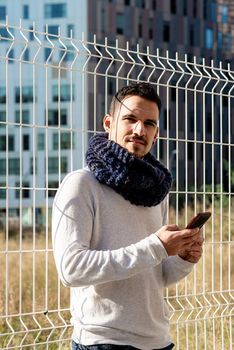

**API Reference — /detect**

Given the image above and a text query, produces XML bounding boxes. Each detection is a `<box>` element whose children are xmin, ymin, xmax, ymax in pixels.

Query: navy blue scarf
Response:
<box><xmin>86</xmin><ymin>133</ymin><xmax>172</xmax><ymax>207</ymax></box>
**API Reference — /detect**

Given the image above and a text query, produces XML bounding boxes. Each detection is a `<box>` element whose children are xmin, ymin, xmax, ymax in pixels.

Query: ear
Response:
<box><xmin>103</xmin><ymin>114</ymin><xmax>112</xmax><ymax>133</ymax></box>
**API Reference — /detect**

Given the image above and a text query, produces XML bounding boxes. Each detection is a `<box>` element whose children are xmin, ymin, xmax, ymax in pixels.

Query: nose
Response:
<box><xmin>133</xmin><ymin>120</ymin><xmax>145</xmax><ymax>136</ymax></box>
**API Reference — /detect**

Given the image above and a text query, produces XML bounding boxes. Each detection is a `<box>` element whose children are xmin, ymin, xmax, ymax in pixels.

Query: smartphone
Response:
<box><xmin>186</xmin><ymin>212</ymin><xmax>211</xmax><ymax>229</ymax></box>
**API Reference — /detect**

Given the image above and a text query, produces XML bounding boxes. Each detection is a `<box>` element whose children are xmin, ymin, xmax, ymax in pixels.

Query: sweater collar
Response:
<box><xmin>86</xmin><ymin>133</ymin><xmax>172</xmax><ymax>207</ymax></box>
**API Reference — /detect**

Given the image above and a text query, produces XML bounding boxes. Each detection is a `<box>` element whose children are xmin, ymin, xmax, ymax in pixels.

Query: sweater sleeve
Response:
<box><xmin>52</xmin><ymin>171</ymin><xmax>168</xmax><ymax>287</ymax></box>
<box><xmin>160</xmin><ymin>198</ymin><xmax>195</xmax><ymax>287</ymax></box>
<box><xmin>162</xmin><ymin>255</ymin><xmax>194</xmax><ymax>287</ymax></box>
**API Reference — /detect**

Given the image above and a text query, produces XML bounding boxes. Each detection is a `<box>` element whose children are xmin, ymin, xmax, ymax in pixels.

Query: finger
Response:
<box><xmin>192</xmin><ymin>240</ymin><xmax>204</xmax><ymax>248</ymax></box>
<box><xmin>190</xmin><ymin>247</ymin><xmax>203</xmax><ymax>256</ymax></box>
<box><xmin>186</xmin><ymin>252</ymin><xmax>202</xmax><ymax>261</ymax></box>
<box><xmin>189</xmin><ymin>248</ymin><xmax>202</xmax><ymax>255</ymax></box>
<box><xmin>189</xmin><ymin>253</ymin><xmax>202</xmax><ymax>260</ymax></box>
<box><xmin>193</xmin><ymin>242</ymin><xmax>203</xmax><ymax>250</ymax></box>
<box><xmin>165</xmin><ymin>224</ymin><xmax>180</xmax><ymax>231</ymax></box>
<box><xmin>181</xmin><ymin>241</ymin><xmax>197</xmax><ymax>250</ymax></box>
<box><xmin>181</xmin><ymin>234</ymin><xmax>201</xmax><ymax>246</ymax></box>
<box><xmin>182</xmin><ymin>241</ymin><xmax>203</xmax><ymax>253</ymax></box>
<box><xmin>180</xmin><ymin>228</ymin><xmax>200</xmax><ymax>239</ymax></box>
<box><xmin>194</xmin><ymin>236</ymin><xmax>204</xmax><ymax>245</ymax></box>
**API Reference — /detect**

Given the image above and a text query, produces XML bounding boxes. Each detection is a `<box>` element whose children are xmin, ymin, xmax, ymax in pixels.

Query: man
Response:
<box><xmin>52</xmin><ymin>82</ymin><xmax>203</xmax><ymax>350</ymax></box>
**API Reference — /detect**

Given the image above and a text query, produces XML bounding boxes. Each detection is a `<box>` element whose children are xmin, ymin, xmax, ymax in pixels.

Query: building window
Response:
<box><xmin>53</xmin><ymin>132</ymin><xmax>74</xmax><ymax>150</ymax></box>
<box><xmin>0</xmin><ymin>88</ymin><xmax>6</xmax><ymax>104</ymax></box>
<box><xmin>28</xmin><ymin>26</ymin><xmax>34</xmax><ymax>41</ymax></box>
<box><xmin>23</xmin><ymin>134</ymin><xmax>30</xmax><ymax>151</ymax></box>
<box><xmin>183</xmin><ymin>0</ymin><xmax>187</xmax><ymax>15</ymax></box>
<box><xmin>23</xmin><ymin>5</ymin><xmax>29</xmax><ymax>19</ymax></box>
<box><xmin>211</xmin><ymin>2</ymin><xmax>216</xmax><ymax>22</ymax></box>
<box><xmin>206</xmin><ymin>112</ymin><xmax>212</xmax><ymax>133</ymax></box>
<box><xmin>159</xmin><ymin>141</ymin><xmax>164</xmax><ymax>159</ymax></box>
<box><xmin>67</xmin><ymin>24</ymin><xmax>75</xmax><ymax>37</ymax></box>
<box><xmin>170</xmin><ymin>0</ymin><xmax>176</xmax><ymax>14</ymax></box>
<box><xmin>125</xmin><ymin>0</ymin><xmax>130</xmax><ymax>5</ymax></box>
<box><xmin>193</xmin><ymin>1</ymin><xmax>197</xmax><ymax>17</ymax></box>
<box><xmin>48</xmin><ymin>157</ymin><xmax>58</xmax><ymax>174</ymax></box>
<box><xmin>30</xmin><ymin>157</ymin><xmax>37</xmax><ymax>174</ymax></box>
<box><xmin>188</xmin><ymin>143</ymin><xmax>194</xmax><ymax>161</ymax></box>
<box><xmin>15</xmin><ymin>182</ymin><xmax>30</xmax><ymax>199</ymax></box>
<box><xmin>220</xmin><ymin>5</ymin><xmax>228</xmax><ymax>23</ymax></box>
<box><xmin>116</xmin><ymin>13</ymin><xmax>124</xmax><ymax>35</ymax></box>
<box><xmin>47</xmin><ymin>109</ymin><xmax>67</xmax><ymax>125</ymax></box>
<box><xmin>100</xmin><ymin>8</ymin><xmax>106</xmax><ymax>33</ymax></box>
<box><xmin>203</xmin><ymin>1</ymin><xmax>207</xmax><ymax>20</ymax></box>
<box><xmin>0</xmin><ymin>111</ymin><xmax>6</xmax><ymax>127</ymax></box>
<box><xmin>108</xmin><ymin>80</ymin><xmax>114</xmax><ymax>95</ymax></box>
<box><xmin>0</xmin><ymin>6</ymin><xmax>6</xmax><ymax>20</ymax></box>
<box><xmin>136</xmin><ymin>0</ymin><xmax>145</xmax><ymax>8</ymax></box>
<box><xmin>44</xmin><ymin>3</ymin><xmax>67</xmax><ymax>18</ymax></box>
<box><xmin>15</xmin><ymin>86</ymin><xmax>34</xmax><ymax>103</ymax></box>
<box><xmin>23</xmin><ymin>48</ymin><xmax>30</xmax><ymax>61</ymax></box>
<box><xmin>44</xmin><ymin>48</ymin><xmax>52</xmax><ymax>61</ymax></box>
<box><xmin>53</xmin><ymin>134</ymin><xmax>59</xmax><ymax>150</ymax></box>
<box><xmin>0</xmin><ymin>28</ymin><xmax>10</xmax><ymax>42</ymax></box>
<box><xmin>163</xmin><ymin>110</ymin><xmax>168</xmax><ymax>130</ymax></box>
<box><xmin>138</xmin><ymin>22</ymin><xmax>142</xmax><ymax>38</ymax></box>
<box><xmin>0</xmin><ymin>159</ymin><xmax>6</xmax><ymax>175</ymax></box>
<box><xmin>190</xmin><ymin>24</ymin><xmax>194</xmax><ymax>46</ymax></box>
<box><xmin>152</xmin><ymin>0</ymin><xmax>156</xmax><ymax>10</ymax></box>
<box><xmin>60</xmin><ymin>45</ymin><xmax>75</xmax><ymax>62</ymax></box>
<box><xmin>52</xmin><ymin>85</ymin><xmax>74</xmax><ymax>102</ymax></box>
<box><xmin>48</xmin><ymin>156</ymin><xmax>67</xmax><ymax>174</ymax></box>
<box><xmin>225</xmin><ymin>33</ymin><xmax>232</xmax><ymax>50</ymax></box>
<box><xmin>171</xmin><ymin>87</ymin><xmax>176</xmax><ymax>102</ymax></box>
<box><xmin>46</xmin><ymin>25</ymin><xmax>59</xmax><ymax>38</ymax></box>
<box><xmin>9</xmin><ymin>159</ymin><xmax>20</xmax><ymax>175</ymax></box>
<box><xmin>149</xmin><ymin>18</ymin><xmax>153</xmax><ymax>39</ymax></box>
<box><xmin>48</xmin><ymin>181</ymin><xmax>59</xmax><ymax>197</ymax></box>
<box><xmin>205</xmin><ymin>28</ymin><xmax>213</xmax><ymax>49</ymax></box>
<box><xmin>9</xmin><ymin>135</ymin><xmax>14</xmax><ymax>151</ymax></box>
<box><xmin>15</xmin><ymin>110</ymin><xmax>30</xmax><ymax>124</ymax></box>
<box><xmin>163</xmin><ymin>22</ymin><xmax>170</xmax><ymax>42</ymax></box>
<box><xmin>0</xmin><ymin>183</ymin><xmax>6</xmax><ymax>199</ymax></box>
<box><xmin>0</xmin><ymin>135</ymin><xmax>14</xmax><ymax>151</ymax></box>
<box><xmin>189</xmin><ymin>112</ymin><xmax>194</xmax><ymax>132</ymax></box>
<box><xmin>37</xmin><ymin>133</ymin><xmax>45</xmax><ymax>151</ymax></box>
<box><xmin>8</xmin><ymin>48</ymin><xmax>14</xmax><ymax>62</ymax></box>
<box><xmin>218</xmin><ymin>31</ymin><xmax>222</xmax><ymax>49</ymax></box>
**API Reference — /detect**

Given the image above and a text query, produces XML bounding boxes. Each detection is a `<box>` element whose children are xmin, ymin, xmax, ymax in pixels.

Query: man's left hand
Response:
<box><xmin>179</xmin><ymin>235</ymin><xmax>204</xmax><ymax>263</ymax></box>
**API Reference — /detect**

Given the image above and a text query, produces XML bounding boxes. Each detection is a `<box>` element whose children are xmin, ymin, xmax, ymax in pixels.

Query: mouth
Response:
<box><xmin>129</xmin><ymin>138</ymin><xmax>146</xmax><ymax>146</ymax></box>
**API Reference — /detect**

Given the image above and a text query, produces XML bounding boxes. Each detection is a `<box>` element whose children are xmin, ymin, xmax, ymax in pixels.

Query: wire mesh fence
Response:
<box><xmin>0</xmin><ymin>20</ymin><xmax>233</xmax><ymax>349</ymax></box>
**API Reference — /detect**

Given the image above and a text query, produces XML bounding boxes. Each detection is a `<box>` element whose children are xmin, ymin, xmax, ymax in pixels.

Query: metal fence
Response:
<box><xmin>0</xmin><ymin>21</ymin><xmax>233</xmax><ymax>349</ymax></box>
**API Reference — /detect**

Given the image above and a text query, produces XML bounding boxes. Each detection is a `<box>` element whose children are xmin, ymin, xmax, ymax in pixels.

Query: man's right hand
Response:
<box><xmin>156</xmin><ymin>224</ymin><xmax>201</xmax><ymax>256</ymax></box>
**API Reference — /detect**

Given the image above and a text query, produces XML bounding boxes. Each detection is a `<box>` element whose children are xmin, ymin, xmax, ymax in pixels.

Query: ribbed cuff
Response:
<box><xmin>147</xmin><ymin>233</ymin><xmax>168</xmax><ymax>261</ymax></box>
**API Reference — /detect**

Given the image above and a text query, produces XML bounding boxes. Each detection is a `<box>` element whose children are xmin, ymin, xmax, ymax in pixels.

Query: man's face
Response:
<box><xmin>103</xmin><ymin>95</ymin><xmax>159</xmax><ymax>158</ymax></box>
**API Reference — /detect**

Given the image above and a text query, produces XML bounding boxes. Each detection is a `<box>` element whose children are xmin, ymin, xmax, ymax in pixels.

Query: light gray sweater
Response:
<box><xmin>52</xmin><ymin>168</ymin><xmax>194</xmax><ymax>350</ymax></box>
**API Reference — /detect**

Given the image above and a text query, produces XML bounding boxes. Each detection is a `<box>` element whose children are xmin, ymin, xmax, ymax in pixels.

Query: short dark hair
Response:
<box><xmin>109</xmin><ymin>82</ymin><xmax>161</xmax><ymax>116</ymax></box>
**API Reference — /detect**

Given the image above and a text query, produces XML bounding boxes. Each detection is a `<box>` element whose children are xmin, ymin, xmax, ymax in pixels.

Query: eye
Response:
<box><xmin>145</xmin><ymin>121</ymin><xmax>157</xmax><ymax>127</ymax></box>
<box><xmin>123</xmin><ymin>116</ymin><xmax>135</xmax><ymax>122</ymax></box>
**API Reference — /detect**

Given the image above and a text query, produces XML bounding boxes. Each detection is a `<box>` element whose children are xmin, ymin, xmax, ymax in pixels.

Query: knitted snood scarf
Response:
<box><xmin>86</xmin><ymin>132</ymin><xmax>172</xmax><ymax>207</ymax></box>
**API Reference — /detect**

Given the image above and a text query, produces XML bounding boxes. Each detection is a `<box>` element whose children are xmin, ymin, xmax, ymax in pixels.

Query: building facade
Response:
<box><xmin>0</xmin><ymin>0</ymin><xmax>87</xmax><ymax>225</ymax></box>
<box><xmin>0</xmin><ymin>0</ymin><xmax>233</xmax><ymax>225</ymax></box>
<box><xmin>86</xmin><ymin>0</ymin><xmax>234</xmax><ymax>192</ymax></box>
